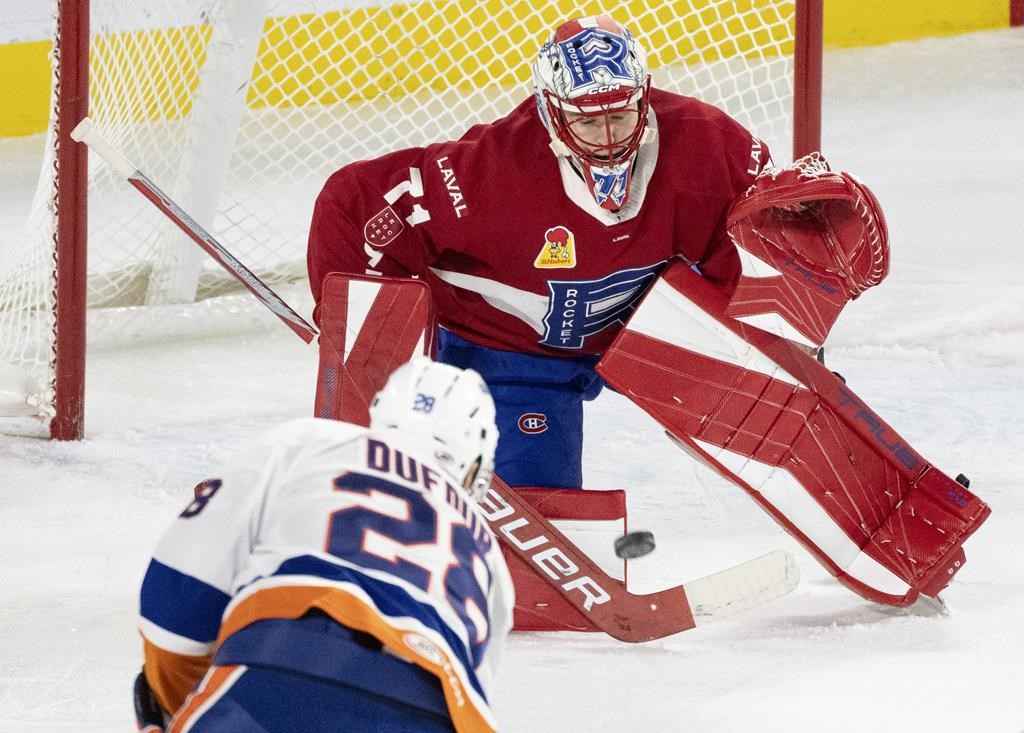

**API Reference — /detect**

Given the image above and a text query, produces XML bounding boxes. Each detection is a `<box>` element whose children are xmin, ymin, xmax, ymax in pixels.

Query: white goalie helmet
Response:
<box><xmin>532</xmin><ymin>15</ymin><xmax>652</xmax><ymax>210</ymax></box>
<box><xmin>369</xmin><ymin>358</ymin><xmax>499</xmax><ymax>501</ymax></box>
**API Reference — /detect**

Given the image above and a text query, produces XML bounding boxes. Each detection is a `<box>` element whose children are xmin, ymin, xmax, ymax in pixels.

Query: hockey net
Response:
<box><xmin>0</xmin><ymin>0</ymin><xmax>817</xmax><ymax>437</ymax></box>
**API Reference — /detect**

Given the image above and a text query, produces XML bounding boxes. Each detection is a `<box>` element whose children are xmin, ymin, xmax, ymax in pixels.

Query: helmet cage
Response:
<box><xmin>542</xmin><ymin>77</ymin><xmax>651</xmax><ymax>167</ymax></box>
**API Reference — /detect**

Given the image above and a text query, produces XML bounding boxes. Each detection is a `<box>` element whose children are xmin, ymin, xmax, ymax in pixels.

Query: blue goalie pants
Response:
<box><xmin>437</xmin><ymin>329</ymin><xmax>605</xmax><ymax>488</ymax></box>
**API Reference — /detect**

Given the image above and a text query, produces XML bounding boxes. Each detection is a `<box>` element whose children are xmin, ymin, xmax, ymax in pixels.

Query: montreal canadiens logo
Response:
<box><xmin>518</xmin><ymin>413</ymin><xmax>548</xmax><ymax>434</ymax></box>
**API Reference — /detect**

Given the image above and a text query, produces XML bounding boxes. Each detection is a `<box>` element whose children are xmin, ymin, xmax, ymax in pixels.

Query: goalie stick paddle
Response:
<box><xmin>482</xmin><ymin>476</ymin><xmax>800</xmax><ymax>642</ymax></box>
<box><xmin>70</xmin><ymin>116</ymin><xmax>318</xmax><ymax>344</ymax></box>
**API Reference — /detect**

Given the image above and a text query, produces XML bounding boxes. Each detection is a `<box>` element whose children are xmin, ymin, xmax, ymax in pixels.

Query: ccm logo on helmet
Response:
<box><xmin>518</xmin><ymin>413</ymin><xmax>548</xmax><ymax>434</ymax></box>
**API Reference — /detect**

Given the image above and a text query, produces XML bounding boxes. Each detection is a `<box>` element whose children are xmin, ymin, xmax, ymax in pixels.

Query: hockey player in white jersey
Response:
<box><xmin>134</xmin><ymin>358</ymin><xmax>513</xmax><ymax>733</ymax></box>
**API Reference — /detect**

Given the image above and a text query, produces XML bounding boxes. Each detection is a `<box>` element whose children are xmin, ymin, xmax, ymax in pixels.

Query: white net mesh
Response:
<box><xmin>0</xmin><ymin>0</ymin><xmax>797</xmax><ymax>425</ymax></box>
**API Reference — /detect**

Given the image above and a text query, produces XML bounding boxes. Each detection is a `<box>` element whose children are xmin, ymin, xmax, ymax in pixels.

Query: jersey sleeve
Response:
<box><xmin>138</xmin><ymin>422</ymin><xmax>306</xmax><ymax>711</ymax></box>
<box><xmin>693</xmin><ymin>131</ymin><xmax>772</xmax><ymax>295</ymax></box>
<box><xmin>307</xmin><ymin>149</ymin><xmax>443</xmax><ymax>325</ymax></box>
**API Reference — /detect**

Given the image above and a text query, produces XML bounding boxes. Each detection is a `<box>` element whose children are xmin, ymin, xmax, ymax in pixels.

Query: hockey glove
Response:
<box><xmin>725</xmin><ymin>152</ymin><xmax>890</xmax><ymax>346</ymax></box>
<box><xmin>134</xmin><ymin>667</ymin><xmax>170</xmax><ymax>733</ymax></box>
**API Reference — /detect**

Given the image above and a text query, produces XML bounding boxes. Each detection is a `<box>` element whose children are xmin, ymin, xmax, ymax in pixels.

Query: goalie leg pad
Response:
<box><xmin>314</xmin><ymin>274</ymin><xmax>434</xmax><ymax>425</ymax></box>
<box><xmin>597</xmin><ymin>261</ymin><xmax>990</xmax><ymax>607</ymax></box>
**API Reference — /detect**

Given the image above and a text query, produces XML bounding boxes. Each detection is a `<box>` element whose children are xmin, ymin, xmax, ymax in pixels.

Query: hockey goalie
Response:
<box><xmin>597</xmin><ymin>154</ymin><xmax>990</xmax><ymax>608</ymax></box>
<box><xmin>311</xmin><ymin>154</ymin><xmax>990</xmax><ymax>629</ymax></box>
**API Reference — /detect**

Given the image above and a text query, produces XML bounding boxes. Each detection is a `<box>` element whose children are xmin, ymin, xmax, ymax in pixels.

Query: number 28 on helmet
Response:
<box><xmin>532</xmin><ymin>15</ymin><xmax>652</xmax><ymax>211</ymax></box>
<box><xmin>370</xmin><ymin>358</ymin><xmax>499</xmax><ymax>501</ymax></box>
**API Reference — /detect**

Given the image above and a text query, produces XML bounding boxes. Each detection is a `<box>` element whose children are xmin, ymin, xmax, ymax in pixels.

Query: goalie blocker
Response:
<box><xmin>597</xmin><ymin>156</ymin><xmax>990</xmax><ymax>606</ymax></box>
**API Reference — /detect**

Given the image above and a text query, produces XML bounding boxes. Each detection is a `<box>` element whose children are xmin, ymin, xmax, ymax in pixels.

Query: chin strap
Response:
<box><xmin>548</xmin><ymin>138</ymin><xmax>574</xmax><ymax>158</ymax></box>
<box><xmin>638</xmin><ymin>125</ymin><xmax>657</xmax><ymax>146</ymax></box>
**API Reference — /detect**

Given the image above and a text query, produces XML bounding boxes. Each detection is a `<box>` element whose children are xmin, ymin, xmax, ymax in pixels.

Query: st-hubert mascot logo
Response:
<box><xmin>534</xmin><ymin>226</ymin><xmax>576</xmax><ymax>269</ymax></box>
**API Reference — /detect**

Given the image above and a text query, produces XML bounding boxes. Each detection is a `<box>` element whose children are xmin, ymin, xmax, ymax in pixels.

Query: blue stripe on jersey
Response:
<box><xmin>185</xmin><ymin>665</ymin><xmax>456</xmax><ymax>733</ymax></box>
<box><xmin>273</xmin><ymin>555</ymin><xmax>486</xmax><ymax>700</ymax></box>
<box><xmin>214</xmin><ymin>617</ymin><xmax>449</xmax><ymax>717</ymax></box>
<box><xmin>140</xmin><ymin>559</ymin><xmax>231</xmax><ymax>644</ymax></box>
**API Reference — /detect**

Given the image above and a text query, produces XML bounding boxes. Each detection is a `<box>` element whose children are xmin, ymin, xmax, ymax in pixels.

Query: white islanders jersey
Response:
<box><xmin>139</xmin><ymin>417</ymin><xmax>514</xmax><ymax>733</ymax></box>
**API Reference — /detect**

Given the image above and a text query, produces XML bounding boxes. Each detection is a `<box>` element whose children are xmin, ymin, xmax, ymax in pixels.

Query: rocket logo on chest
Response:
<box><xmin>534</xmin><ymin>226</ymin><xmax>577</xmax><ymax>269</ymax></box>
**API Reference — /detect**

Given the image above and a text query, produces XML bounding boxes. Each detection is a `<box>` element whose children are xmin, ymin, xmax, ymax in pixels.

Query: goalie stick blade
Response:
<box><xmin>684</xmin><ymin>550</ymin><xmax>800</xmax><ymax>625</ymax></box>
<box><xmin>483</xmin><ymin>477</ymin><xmax>797</xmax><ymax>642</ymax></box>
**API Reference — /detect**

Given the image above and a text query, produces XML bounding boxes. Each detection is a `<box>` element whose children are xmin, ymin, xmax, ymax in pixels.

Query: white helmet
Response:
<box><xmin>532</xmin><ymin>15</ymin><xmax>652</xmax><ymax>210</ymax></box>
<box><xmin>369</xmin><ymin>358</ymin><xmax>499</xmax><ymax>500</ymax></box>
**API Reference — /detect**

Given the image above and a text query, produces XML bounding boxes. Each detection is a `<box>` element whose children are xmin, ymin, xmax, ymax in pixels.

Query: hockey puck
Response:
<box><xmin>614</xmin><ymin>530</ymin><xmax>656</xmax><ymax>559</ymax></box>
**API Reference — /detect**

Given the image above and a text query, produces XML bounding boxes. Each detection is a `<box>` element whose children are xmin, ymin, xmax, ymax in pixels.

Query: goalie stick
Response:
<box><xmin>70</xmin><ymin>116</ymin><xmax>318</xmax><ymax>344</ymax></box>
<box><xmin>482</xmin><ymin>475</ymin><xmax>799</xmax><ymax>642</ymax></box>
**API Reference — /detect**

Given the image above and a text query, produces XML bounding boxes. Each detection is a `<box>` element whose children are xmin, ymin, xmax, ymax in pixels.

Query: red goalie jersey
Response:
<box><xmin>307</xmin><ymin>90</ymin><xmax>769</xmax><ymax>357</ymax></box>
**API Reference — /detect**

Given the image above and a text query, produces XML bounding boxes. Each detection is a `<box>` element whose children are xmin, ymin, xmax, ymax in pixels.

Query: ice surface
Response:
<box><xmin>1</xmin><ymin>29</ymin><xmax>1022</xmax><ymax>732</ymax></box>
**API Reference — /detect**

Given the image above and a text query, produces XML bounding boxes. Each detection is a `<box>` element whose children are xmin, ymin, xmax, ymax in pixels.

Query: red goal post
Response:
<box><xmin>0</xmin><ymin>0</ymin><xmax>823</xmax><ymax>440</ymax></box>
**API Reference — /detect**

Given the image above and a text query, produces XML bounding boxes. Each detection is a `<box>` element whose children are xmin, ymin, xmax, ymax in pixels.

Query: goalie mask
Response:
<box><xmin>370</xmin><ymin>358</ymin><xmax>499</xmax><ymax>501</ymax></box>
<box><xmin>532</xmin><ymin>15</ymin><xmax>652</xmax><ymax>210</ymax></box>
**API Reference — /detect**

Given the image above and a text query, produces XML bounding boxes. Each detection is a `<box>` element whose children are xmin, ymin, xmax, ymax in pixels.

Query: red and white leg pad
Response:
<box><xmin>314</xmin><ymin>273</ymin><xmax>434</xmax><ymax>425</ymax></box>
<box><xmin>597</xmin><ymin>262</ymin><xmax>990</xmax><ymax>606</ymax></box>
<box><xmin>500</xmin><ymin>487</ymin><xmax>626</xmax><ymax>631</ymax></box>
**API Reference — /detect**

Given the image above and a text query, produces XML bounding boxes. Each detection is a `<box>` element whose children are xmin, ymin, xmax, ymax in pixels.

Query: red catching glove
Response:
<box><xmin>725</xmin><ymin>153</ymin><xmax>890</xmax><ymax>346</ymax></box>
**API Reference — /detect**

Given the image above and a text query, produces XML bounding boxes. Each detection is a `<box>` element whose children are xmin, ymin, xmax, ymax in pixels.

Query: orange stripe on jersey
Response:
<box><xmin>218</xmin><ymin>585</ymin><xmax>497</xmax><ymax>733</ymax></box>
<box><xmin>141</xmin><ymin>637</ymin><xmax>212</xmax><ymax>713</ymax></box>
<box><xmin>167</xmin><ymin>664</ymin><xmax>243</xmax><ymax>733</ymax></box>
